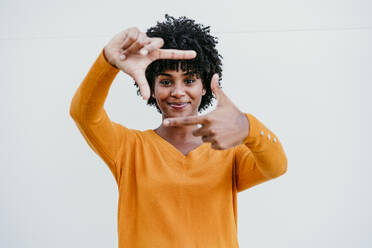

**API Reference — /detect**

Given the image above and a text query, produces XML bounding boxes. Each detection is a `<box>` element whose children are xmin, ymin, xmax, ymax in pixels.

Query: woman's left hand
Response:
<box><xmin>163</xmin><ymin>74</ymin><xmax>249</xmax><ymax>150</ymax></box>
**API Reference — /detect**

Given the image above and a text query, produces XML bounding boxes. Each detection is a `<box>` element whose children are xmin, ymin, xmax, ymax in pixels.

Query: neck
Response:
<box><xmin>155</xmin><ymin>114</ymin><xmax>202</xmax><ymax>145</ymax></box>
<box><xmin>155</xmin><ymin>124</ymin><xmax>200</xmax><ymax>144</ymax></box>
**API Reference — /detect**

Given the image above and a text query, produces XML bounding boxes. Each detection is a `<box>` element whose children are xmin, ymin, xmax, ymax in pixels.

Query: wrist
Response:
<box><xmin>103</xmin><ymin>47</ymin><xmax>119</xmax><ymax>69</ymax></box>
<box><xmin>239</xmin><ymin>112</ymin><xmax>250</xmax><ymax>142</ymax></box>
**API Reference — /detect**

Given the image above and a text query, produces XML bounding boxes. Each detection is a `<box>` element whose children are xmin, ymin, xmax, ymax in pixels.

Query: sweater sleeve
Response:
<box><xmin>69</xmin><ymin>49</ymin><xmax>136</xmax><ymax>183</ymax></box>
<box><xmin>234</xmin><ymin>113</ymin><xmax>287</xmax><ymax>192</ymax></box>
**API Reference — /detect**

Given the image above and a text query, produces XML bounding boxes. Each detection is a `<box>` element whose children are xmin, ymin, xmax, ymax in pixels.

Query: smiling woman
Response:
<box><xmin>69</xmin><ymin>14</ymin><xmax>288</xmax><ymax>248</ymax></box>
<box><xmin>138</xmin><ymin>14</ymin><xmax>223</xmax><ymax>115</ymax></box>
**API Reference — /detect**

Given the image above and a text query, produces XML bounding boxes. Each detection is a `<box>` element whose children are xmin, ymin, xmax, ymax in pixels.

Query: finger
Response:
<box><xmin>139</xmin><ymin>37</ymin><xmax>164</xmax><ymax>56</ymax></box>
<box><xmin>211</xmin><ymin>141</ymin><xmax>222</xmax><ymax>150</ymax></box>
<box><xmin>192</xmin><ymin>126</ymin><xmax>209</xmax><ymax>137</ymax></box>
<box><xmin>155</xmin><ymin>49</ymin><xmax>197</xmax><ymax>60</ymax></box>
<box><xmin>163</xmin><ymin>115</ymin><xmax>207</xmax><ymax>127</ymax></box>
<box><xmin>123</xmin><ymin>32</ymin><xmax>149</xmax><ymax>55</ymax></box>
<box><xmin>210</xmin><ymin>73</ymin><xmax>222</xmax><ymax>102</ymax></box>
<box><xmin>132</xmin><ymin>70</ymin><xmax>151</xmax><ymax>100</ymax></box>
<box><xmin>114</xmin><ymin>30</ymin><xmax>128</xmax><ymax>46</ymax></box>
<box><xmin>210</xmin><ymin>73</ymin><xmax>227</xmax><ymax>106</ymax></box>
<box><xmin>202</xmin><ymin>135</ymin><xmax>213</xmax><ymax>143</ymax></box>
<box><xmin>120</xmin><ymin>28</ymin><xmax>140</xmax><ymax>51</ymax></box>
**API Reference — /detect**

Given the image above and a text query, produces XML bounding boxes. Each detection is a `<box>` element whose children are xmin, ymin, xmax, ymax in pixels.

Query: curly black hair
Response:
<box><xmin>133</xmin><ymin>14</ymin><xmax>223</xmax><ymax>113</ymax></box>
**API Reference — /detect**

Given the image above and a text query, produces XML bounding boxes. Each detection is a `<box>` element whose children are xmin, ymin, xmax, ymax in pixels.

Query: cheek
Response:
<box><xmin>153</xmin><ymin>85</ymin><xmax>169</xmax><ymax>102</ymax></box>
<box><xmin>191</xmin><ymin>82</ymin><xmax>205</xmax><ymax>100</ymax></box>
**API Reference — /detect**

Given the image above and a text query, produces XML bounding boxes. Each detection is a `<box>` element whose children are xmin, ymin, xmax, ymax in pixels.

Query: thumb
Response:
<box><xmin>210</xmin><ymin>73</ymin><xmax>226</xmax><ymax>105</ymax></box>
<box><xmin>133</xmin><ymin>70</ymin><xmax>151</xmax><ymax>100</ymax></box>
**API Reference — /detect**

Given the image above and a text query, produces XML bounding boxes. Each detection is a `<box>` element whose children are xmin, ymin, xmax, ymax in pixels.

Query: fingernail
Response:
<box><xmin>163</xmin><ymin>119</ymin><xmax>170</xmax><ymax>126</ymax></box>
<box><xmin>119</xmin><ymin>54</ymin><xmax>126</xmax><ymax>60</ymax></box>
<box><xmin>140</xmin><ymin>48</ymin><xmax>148</xmax><ymax>56</ymax></box>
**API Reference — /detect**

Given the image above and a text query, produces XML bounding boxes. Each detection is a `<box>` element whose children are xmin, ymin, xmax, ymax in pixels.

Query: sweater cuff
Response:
<box><xmin>243</xmin><ymin>113</ymin><xmax>258</xmax><ymax>143</ymax></box>
<box><xmin>243</xmin><ymin>113</ymin><xmax>277</xmax><ymax>151</ymax></box>
<box><xmin>97</xmin><ymin>49</ymin><xmax>121</xmax><ymax>74</ymax></box>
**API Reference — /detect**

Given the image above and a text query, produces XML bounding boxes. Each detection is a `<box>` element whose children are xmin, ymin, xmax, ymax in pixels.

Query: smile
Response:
<box><xmin>167</xmin><ymin>102</ymin><xmax>190</xmax><ymax>110</ymax></box>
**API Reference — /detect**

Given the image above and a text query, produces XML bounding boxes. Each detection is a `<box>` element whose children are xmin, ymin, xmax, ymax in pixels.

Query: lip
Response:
<box><xmin>167</xmin><ymin>102</ymin><xmax>190</xmax><ymax>110</ymax></box>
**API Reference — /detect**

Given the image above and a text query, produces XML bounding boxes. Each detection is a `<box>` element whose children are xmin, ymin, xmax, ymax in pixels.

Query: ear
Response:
<box><xmin>202</xmin><ymin>88</ymin><xmax>206</xmax><ymax>96</ymax></box>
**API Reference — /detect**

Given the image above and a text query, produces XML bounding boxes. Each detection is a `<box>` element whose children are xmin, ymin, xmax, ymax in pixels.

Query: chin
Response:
<box><xmin>164</xmin><ymin>111</ymin><xmax>190</xmax><ymax>118</ymax></box>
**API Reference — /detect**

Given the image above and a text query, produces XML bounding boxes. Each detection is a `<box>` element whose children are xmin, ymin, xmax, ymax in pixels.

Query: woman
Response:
<box><xmin>70</xmin><ymin>14</ymin><xmax>287</xmax><ymax>248</ymax></box>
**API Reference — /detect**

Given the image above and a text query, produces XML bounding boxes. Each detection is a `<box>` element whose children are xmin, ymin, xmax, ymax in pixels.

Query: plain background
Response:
<box><xmin>1</xmin><ymin>0</ymin><xmax>371</xmax><ymax>247</ymax></box>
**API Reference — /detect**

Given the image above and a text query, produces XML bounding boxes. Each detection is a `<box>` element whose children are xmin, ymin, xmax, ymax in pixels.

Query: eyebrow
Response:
<box><xmin>158</xmin><ymin>72</ymin><xmax>195</xmax><ymax>77</ymax></box>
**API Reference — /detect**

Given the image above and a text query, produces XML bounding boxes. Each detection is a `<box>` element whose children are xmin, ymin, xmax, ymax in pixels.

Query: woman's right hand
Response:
<box><xmin>103</xmin><ymin>27</ymin><xmax>197</xmax><ymax>100</ymax></box>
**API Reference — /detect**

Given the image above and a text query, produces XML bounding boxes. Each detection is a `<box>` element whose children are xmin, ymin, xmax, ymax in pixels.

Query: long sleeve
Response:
<box><xmin>234</xmin><ymin>113</ymin><xmax>287</xmax><ymax>192</ymax></box>
<box><xmin>69</xmin><ymin>50</ymin><xmax>135</xmax><ymax>183</ymax></box>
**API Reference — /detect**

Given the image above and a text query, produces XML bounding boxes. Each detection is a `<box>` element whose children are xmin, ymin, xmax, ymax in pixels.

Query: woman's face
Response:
<box><xmin>152</xmin><ymin>68</ymin><xmax>206</xmax><ymax>119</ymax></box>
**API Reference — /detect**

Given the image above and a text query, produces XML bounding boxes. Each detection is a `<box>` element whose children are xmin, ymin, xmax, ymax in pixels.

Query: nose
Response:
<box><xmin>170</xmin><ymin>82</ymin><xmax>186</xmax><ymax>98</ymax></box>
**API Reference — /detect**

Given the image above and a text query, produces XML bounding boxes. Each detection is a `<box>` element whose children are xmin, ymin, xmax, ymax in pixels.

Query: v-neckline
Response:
<box><xmin>149</xmin><ymin>129</ymin><xmax>207</xmax><ymax>159</ymax></box>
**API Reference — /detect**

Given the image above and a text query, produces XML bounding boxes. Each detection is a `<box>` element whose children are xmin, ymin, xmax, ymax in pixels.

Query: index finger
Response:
<box><xmin>156</xmin><ymin>49</ymin><xmax>197</xmax><ymax>60</ymax></box>
<box><xmin>132</xmin><ymin>70</ymin><xmax>151</xmax><ymax>100</ymax></box>
<box><xmin>139</xmin><ymin>37</ymin><xmax>164</xmax><ymax>55</ymax></box>
<box><xmin>164</xmin><ymin>115</ymin><xmax>207</xmax><ymax>127</ymax></box>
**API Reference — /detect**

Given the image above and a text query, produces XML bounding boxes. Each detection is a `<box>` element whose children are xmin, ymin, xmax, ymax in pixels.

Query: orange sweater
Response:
<box><xmin>70</xmin><ymin>50</ymin><xmax>287</xmax><ymax>248</ymax></box>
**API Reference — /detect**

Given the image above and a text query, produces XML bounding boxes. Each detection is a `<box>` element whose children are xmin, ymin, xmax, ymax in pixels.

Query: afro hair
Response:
<box><xmin>133</xmin><ymin>14</ymin><xmax>223</xmax><ymax>113</ymax></box>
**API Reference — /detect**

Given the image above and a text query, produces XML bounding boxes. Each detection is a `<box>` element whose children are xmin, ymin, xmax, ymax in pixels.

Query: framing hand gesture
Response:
<box><xmin>163</xmin><ymin>74</ymin><xmax>250</xmax><ymax>150</ymax></box>
<box><xmin>104</xmin><ymin>27</ymin><xmax>197</xmax><ymax>100</ymax></box>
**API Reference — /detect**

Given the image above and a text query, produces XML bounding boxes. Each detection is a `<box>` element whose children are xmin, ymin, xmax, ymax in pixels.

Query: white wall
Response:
<box><xmin>1</xmin><ymin>0</ymin><xmax>371</xmax><ymax>247</ymax></box>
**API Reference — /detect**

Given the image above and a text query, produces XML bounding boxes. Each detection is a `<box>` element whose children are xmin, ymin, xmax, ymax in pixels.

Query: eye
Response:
<box><xmin>160</xmin><ymin>80</ymin><xmax>172</xmax><ymax>86</ymax></box>
<box><xmin>184</xmin><ymin>79</ymin><xmax>195</xmax><ymax>85</ymax></box>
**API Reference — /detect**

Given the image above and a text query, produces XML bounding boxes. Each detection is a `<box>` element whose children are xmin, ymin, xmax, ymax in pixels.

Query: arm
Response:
<box><xmin>160</xmin><ymin>74</ymin><xmax>287</xmax><ymax>191</ymax></box>
<box><xmin>69</xmin><ymin>50</ymin><xmax>131</xmax><ymax>182</ymax></box>
<box><xmin>234</xmin><ymin>113</ymin><xmax>287</xmax><ymax>192</ymax></box>
<box><xmin>70</xmin><ymin>27</ymin><xmax>198</xmax><ymax>182</ymax></box>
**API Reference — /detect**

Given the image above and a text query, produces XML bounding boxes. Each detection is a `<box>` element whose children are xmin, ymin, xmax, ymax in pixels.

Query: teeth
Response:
<box><xmin>170</xmin><ymin>103</ymin><xmax>187</xmax><ymax>108</ymax></box>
